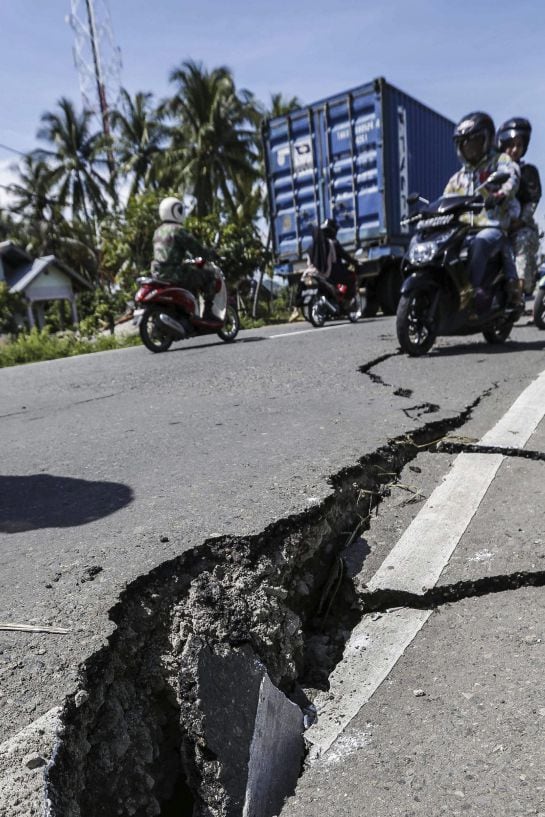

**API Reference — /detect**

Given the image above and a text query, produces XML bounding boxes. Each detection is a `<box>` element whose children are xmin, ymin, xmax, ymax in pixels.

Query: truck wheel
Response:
<box><xmin>377</xmin><ymin>264</ymin><xmax>404</xmax><ymax>315</ymax></box>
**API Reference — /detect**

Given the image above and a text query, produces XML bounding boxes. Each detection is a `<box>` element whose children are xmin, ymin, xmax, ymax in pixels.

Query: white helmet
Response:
<box><xmin>159</xmin><ymin>196</ymin><xmax>184</xmax><ymax>224</ymax></box>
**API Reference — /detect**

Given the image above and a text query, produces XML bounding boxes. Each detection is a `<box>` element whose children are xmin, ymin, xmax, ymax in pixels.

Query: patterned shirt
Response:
<box><xmin>443</xmin><ymin>150</ymin><xmax>519</xmax><ymax>229</ymax></box>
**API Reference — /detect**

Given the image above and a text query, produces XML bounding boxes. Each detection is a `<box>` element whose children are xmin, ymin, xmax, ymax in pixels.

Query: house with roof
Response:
<box><xmin>0</xmin><ymin>241</ymin><xmax>93</xmax><ymax>330</ymax></box>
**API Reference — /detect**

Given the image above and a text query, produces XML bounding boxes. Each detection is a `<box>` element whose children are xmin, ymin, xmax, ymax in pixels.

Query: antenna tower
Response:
<box><xmin>68</xmin><ymin>0</ymin><xmax>122</xmax><ymax>142</ymax></box>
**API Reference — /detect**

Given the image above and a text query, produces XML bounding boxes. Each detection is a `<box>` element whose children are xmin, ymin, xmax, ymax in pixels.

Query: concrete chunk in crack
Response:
<box><xmin>196</xmin><ymin>646</ymin><xmax>304</xmax><ymax>817</ymax></box>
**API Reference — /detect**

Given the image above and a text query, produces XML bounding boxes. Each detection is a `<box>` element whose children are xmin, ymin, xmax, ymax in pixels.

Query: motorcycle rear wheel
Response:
<box><xmin>482</xmin><ymin>319</ymin><xmax>513</xmax><ymax>344</ymax></box>
<box><xmin>139</xmin><ymin>307</ymin><xmax>174</xmax><ymax>353</ymax></box>
<box><xmin>396</xmin><ymin>291</ymin><xmax>437</xmax><ymax>356</ymax></box>
<box><xmin>217</xmin><ymin>305</ymin><xmax>240</xmax><ymax>342</ymax></box>
<box><xmin>309</xmin><ymin>295</ymin><xmax>327</xmax><ymax>327</ymax></box>
<box><xmin>533</xmin><ymin>289</ymin><xmax>545</xmax><ymax>330</ymax></box>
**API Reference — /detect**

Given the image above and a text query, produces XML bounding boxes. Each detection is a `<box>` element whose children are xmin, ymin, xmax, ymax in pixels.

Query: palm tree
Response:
<box><xmin>159</xmin><ymin>60</ymin><xmax>259</xmax><ymax>217</ymax></box>
<box><xmin>110</xmin><ymin>88</ymin><xmax>166</xmax><ymax>200</ymax></box>
<box><xmin>9</xmin><ymin>152</ymin><xmax>57</xmax><ymax>224</ymax></box>
<box><xmin>267</xmin><ymin>92</ymin><xmax>303</xmax><ymax>119</ymax></box>
<box><xmin>36</xmin><ymin>97</ymin><xmax>111</xmax><ymax>221</ymax></box>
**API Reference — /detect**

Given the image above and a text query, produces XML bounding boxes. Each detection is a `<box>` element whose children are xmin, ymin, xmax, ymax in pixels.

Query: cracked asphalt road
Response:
<box><xmin>2</xmin><ymin>315</ymin><xmax>545</xmax><ymax>814</ymax></box>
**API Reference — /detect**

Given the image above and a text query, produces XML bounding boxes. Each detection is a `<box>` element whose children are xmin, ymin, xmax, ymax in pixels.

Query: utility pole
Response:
<box><xmin>68</xmin><ymin>0</ymin><xmax>121</xmax><ymax>174</ymax></box>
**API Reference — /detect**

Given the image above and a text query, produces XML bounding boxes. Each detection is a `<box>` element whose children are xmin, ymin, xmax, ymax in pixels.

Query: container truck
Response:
<box><xmin>262</xmin><ymin>77</ymin><xmax>458</xmax><ymax>315</ymax></box>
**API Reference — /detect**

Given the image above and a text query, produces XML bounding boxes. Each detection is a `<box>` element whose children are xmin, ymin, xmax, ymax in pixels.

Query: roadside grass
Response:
<box><xmin>0</xmin><ymin>301</ymin><xmax>295</xmax><ymax>367</ymax></box>
<box><xmin>0</xmin><ymin>328</ymin><xmax>141</xmax><ymax>368</ymax></box>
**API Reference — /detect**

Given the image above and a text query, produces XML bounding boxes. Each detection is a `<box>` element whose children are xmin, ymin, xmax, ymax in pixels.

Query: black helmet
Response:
<box><xmin>497</xmin><ymin>117</ymin><xmax>532</xmax><ymax>157</ymax></box>
<box><xmin>321</xmin><ymin>218</ymin><xmax>339</xmax><ymax>238</ymax></box>
<box><xmin>453</xmin><ymin>111</ymin><xmax>495</xmax><ymax>166</ymax></box>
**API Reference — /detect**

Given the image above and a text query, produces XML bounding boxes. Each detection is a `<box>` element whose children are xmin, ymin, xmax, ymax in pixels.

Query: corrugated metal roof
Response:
<box><xmin>7</xmin><ymin>255</ymin><xmax>93</xmax><ymax>294</ymax></box>
<box><xmin>0</xmin><ymin>241</ymin><xmax>32</xmax><ymax>265</ymax></box>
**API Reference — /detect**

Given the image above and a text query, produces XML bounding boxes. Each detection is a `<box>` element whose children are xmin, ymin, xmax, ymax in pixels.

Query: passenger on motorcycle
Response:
<box><xmin>444</xmin><ymin>111</ymin><xmax>520</xmax><ymax>312</ymax></box>
<box><xmin>151</xmin><ymin>197</ymin><xmax>220</xmax><ymax>323</ymax></box>
<box><xmin>497</xmin><ymin>118</ymin><xmax>542</xmax><ymax>298</ymax></box>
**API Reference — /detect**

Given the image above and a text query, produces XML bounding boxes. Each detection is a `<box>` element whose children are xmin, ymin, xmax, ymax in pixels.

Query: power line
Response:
<box><xmin>0</xmin><ymin>142</ymin><xmax>28</xmax><ymax>157</ymax></box>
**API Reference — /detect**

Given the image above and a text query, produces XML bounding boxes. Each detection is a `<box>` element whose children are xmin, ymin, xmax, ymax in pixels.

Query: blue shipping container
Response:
<box><xmin>263</xmin><ymin>77</ymin><xmax>458</xmax><ymax>263</ymax></box>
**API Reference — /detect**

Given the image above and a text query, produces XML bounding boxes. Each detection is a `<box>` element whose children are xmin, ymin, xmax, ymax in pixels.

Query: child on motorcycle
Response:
<box><xmin>496</xmin><ymin>118</ymin><xmax>542</xmax><ymax>299</ymax></box>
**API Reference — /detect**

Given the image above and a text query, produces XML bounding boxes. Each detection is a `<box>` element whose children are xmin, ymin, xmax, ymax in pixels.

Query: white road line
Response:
<box><xmin>366</xmin><ymin>452</ymin><xmax>504</xmax><ymax>594</ymax></box>
<box><xmin>307</xmin><ymin>367</ymin><xmax>545</xmax><ymax>759</ymax></box>
<box><xmin>307</xmin><ymin>609</ymin><xmax>431</xmax><ymax>758</ymax></box>
<box><xmin>368</xmin><ymin>368</ymin><xmax>545</xmax><ymax>595</ymax></box>
<box><xmin>480</xmin><ymin>368</ymin><xmax>545</xmax><ymax>448</ymax></box>
<box><xmin>270</xmin><ymin>324</ymin><xmax>352</xmax><ymax>339</ymax></box>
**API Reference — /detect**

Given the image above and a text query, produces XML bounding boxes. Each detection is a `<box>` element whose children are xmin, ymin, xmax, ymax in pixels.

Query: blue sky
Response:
<box><xmin>1</xmin><ymin>0</ymin><xmax>544</xmax><ymax>226</ymax></box>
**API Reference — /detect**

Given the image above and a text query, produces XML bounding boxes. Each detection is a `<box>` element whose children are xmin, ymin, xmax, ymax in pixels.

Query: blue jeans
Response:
<box><xmin>469</xmin><ymin>228</ymin><xmax>517</xmax><ymax>288</ymax></box>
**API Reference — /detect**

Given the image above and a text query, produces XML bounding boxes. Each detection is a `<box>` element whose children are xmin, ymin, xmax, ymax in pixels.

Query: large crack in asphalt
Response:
<box><xmin>29</xmin><ymin>385</ymin><xmax>529</xmax><ymax>817</ymax></box>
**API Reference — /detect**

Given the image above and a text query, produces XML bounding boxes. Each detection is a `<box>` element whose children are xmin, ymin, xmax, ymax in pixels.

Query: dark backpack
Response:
<box><xmin>518</xmin><ymin>163</ymin><xmax>542</xmax><ymax>205</ymax></box>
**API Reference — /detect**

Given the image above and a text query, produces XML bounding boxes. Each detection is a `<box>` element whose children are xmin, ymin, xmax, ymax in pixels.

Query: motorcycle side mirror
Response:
<box><xmin>485</xmin><ymin>170</ymin><xmax>510</xmax><ymax>186</ymax></box>
<box><xmin>407</xmin><ymin>192</ymin><xmax>430</xmax><ymax>206</ymax></box>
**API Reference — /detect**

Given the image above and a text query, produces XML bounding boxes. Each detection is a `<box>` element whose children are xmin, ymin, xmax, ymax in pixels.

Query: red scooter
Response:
<box><xmin>134</xmin><ymin>259</ymin><xmax>240</xmax><ymax>352</ymax></box>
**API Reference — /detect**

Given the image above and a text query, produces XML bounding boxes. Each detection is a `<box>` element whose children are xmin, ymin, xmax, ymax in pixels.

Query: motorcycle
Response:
<box><xmin>134</xmin><ymin>259</ymin><xmax>240</xmax><ymax>353</ymax></box>
<box><xmin>396</xmin><ymin>171</ymin><xmax>523</xmax><ymax>356</ymax></box>
<box><xmin>298</xmin><ymin>267</ymin><xmax>365</xmax><ymax>327</ymax></box>
<box><xmin>532</xmin><ymin>266</ymin><xmax>545</xmax><ymax>329</ymax></box>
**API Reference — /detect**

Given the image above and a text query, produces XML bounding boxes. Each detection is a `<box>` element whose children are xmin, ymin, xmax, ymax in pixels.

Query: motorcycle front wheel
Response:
<box><xmin>396</xmin><ymin>291</ymin><xmax>437</xmax><ymax>356</ymax></box>
<box><xmin>217</xmin><ymin>305</ymin><xmax>240</xmax><ymax>342</ymax></box>
<box><xmin>482</xmin><ymin>318</ymin><xmax>514</xmax><ymax>344</ymax></box>
<box><xmin>533</xmin><ymin>289</ymin><xmax>545</xmax><ymax>330</ymax></box>
<box><xmin>139</xmin><ymin>307</ymin><xmax>174</xmax><ymax>353</ymax></box>
<box><xmin>309</xmin><ymin>295</ymin><xmax>327</xmax><ymax>327</ymax></box>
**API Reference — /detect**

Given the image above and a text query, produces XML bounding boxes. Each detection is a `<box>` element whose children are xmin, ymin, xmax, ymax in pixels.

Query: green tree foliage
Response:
<box><xmin>36</xmin><ymin>97</ymin><xmax>112</xmax><ymax>221</ymax></box>
<box><xmin>0</xmin><ymin>283</ymin><xmax>25</xmax><ymax>335</ymax></box>
<box><xmin>159</xmin><ymin>60</ymin><xmax>259</xmax><ymax>218</ymax></box>
<box><xmin>184</xmin><ymin>213</ymin><xmax>270</xmax><ymax>287</ymax></box>
<box><xmin>0</xmin><ymin>61</ymin><xmax>300</xmax><ymax>350</ymax></box>
<box><xmin>110</xmin><ymin>88</ymin><xmax>166</xmax><ymax>200</ymax></box>
<box><xmin>99</xmin><ymin>190</ymin><xmax>164</xmax><ymax>294</ymax></box>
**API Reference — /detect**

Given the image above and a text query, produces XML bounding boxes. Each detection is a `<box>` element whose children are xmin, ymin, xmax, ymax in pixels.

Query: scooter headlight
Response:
<box><xmin>407</xmin><ymin>237</ymin><xmax>438</xmax><ymax>265</ymax></box>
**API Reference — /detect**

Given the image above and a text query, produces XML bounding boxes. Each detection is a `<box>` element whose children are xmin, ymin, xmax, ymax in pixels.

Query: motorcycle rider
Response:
<box><xmin>444</xmin><ymin>111</ymin><xmax>520</xmax><ymax>312</ymax></box>
<box><xmin>497</xmin><ymin>118</ymin><xmax>542</xmax><ymax>298</ymax></box>
<box><xmin>151</xmin><ymin>197</ymin><xmax>220</xmax><ymax>323</ymax></box>
<box><xmin>310</xmin><ymin>218</ymin><xmax>357</xmax><ymax>298</ymax></box>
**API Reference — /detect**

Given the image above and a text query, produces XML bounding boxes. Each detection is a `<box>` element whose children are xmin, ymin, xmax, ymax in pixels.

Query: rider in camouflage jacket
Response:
<box><xmin>151</xmin><ymin>197</ymin><xmax>218</xmax><ymax>321</ymax></box>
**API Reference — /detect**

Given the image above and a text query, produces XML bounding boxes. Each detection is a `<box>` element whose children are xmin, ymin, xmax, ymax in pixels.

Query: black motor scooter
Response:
<box><xmin>396</xmin><ymin>171</ymin><xmax>523</xmax><ymax>356</ymax></box>
<box><xmin>298</xmin><ymin>267</ymin><xmax>364</xmax><ymax>327</ymax></box>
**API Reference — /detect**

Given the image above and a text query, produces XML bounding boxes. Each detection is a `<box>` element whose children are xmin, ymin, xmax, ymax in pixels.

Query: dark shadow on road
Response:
<box><xmin>427</xmin><ymin>338</ymin><xmax>545</xmax><ymax>357</ymax></box>
<box><xmin>162</xmin><ymin>336</ymin><xmax>268</xmax><ymax>353</ymax></box>
<box><xmin>0</xmin><ymin>474</ymin><xmax>133</xmax><ymax>533</ymax></box>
